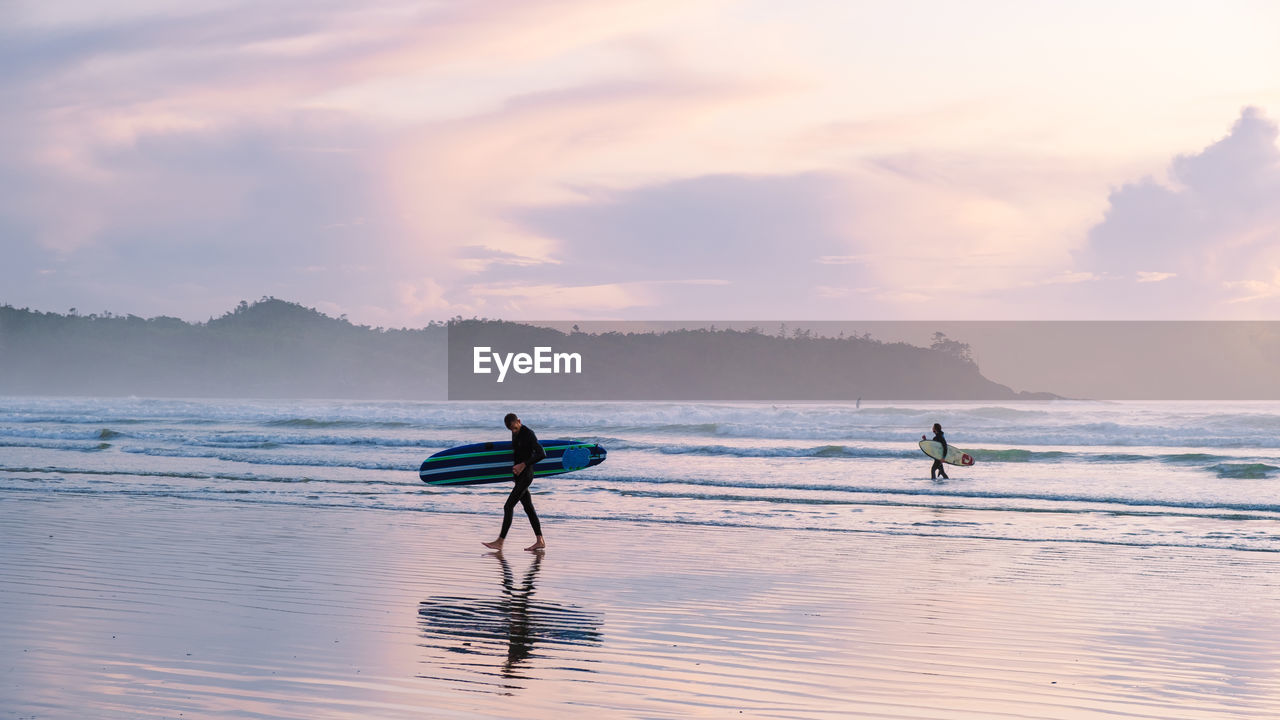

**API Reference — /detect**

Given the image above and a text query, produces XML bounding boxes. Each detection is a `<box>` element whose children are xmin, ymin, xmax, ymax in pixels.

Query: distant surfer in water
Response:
<box><xmin>926</xmin><ymin>422</ymin><xmax>949</xmax><ymax>480</ymax></box>
<box><xmin>483</xmin><ymin>413</ymin><xmax>547</xmax><ymax>552</ymax></box>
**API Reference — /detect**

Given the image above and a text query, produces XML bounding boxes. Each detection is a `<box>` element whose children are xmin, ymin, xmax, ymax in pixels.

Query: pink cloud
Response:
<box><xmin>1079</xmin><ymin>107</ymin><xmax>1280</xmax><ymax>315</ymax></box>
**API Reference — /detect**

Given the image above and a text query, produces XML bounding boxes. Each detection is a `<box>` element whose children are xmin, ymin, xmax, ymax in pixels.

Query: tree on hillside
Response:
<box><xmin>930</xmin><ymin>332</ymin><xmax>974</xmax><ymax>364</ymax></box>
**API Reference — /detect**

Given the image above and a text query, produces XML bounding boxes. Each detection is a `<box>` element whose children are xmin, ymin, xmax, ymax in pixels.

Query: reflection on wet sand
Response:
<box><xmin>418</xmin><ymin>552</ymin><xmax>603</xmax><ymax>685</ymax></box>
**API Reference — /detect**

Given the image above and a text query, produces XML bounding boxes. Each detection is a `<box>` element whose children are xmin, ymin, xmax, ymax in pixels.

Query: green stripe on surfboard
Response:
<box><xmin>422</xmin><ymin>444</ymin><xmax>592</xmax><ymax>463</ymax></box>
<box><xmin>428</xmin><ymin>468</ymin><xmax>565</xmax><ymax>484</ymax></box>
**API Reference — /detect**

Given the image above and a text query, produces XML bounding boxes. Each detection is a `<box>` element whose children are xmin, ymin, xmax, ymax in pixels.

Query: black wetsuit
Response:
<box><xmin>931</xmin><ymin>430</ymin><xmax>949</xmax><ymax>479</ymax></box>
<box><xmin>500</xmin><ymin>425</ymin><xmax>544</xmax><ymax>539</ymax></box>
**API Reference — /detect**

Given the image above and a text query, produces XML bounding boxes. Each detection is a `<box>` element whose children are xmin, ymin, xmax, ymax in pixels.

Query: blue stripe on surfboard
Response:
<box><xmin>419</xmin><ymin>460</ymin><xmax>513</xmax><ymax>477</ymax></box>
<box><xmin>420</xmin><ymin>453</ymin><xmax>606</xmax><ymax>484</ymax></box>
<box><xmin>418</xmin><ymin>452</ymin><xmax>598</xmax><ymax>478</ymax></box>
<box><xmin>419</xmin><ymin>444</ymin><xmax>606</xmax><ymax>485</ymax></box>
<box><xmin>423</xmin><ymin>457</ymin><xmax>606</xmax><ymax>486</ymax></box>
<box><xmin>423</xmin><ymin>440</ymin><xmax>593</xmax><ymax>459</ymax></box>
<box><xmin>420</xmin><ymin>442</ymin><xmax>595</xmax><ymax>472</ymax></box>
<box><xmin>420</xmin><ymin>441</ymin><xmax>592</xmax><ymax>465</ymax></box>
<box><xmin>420</xmin><ymin>441</ymin><xmax>599</xmax><ymax>464</ymax></box>
<box><xmin>425</xmin><ymin>466</ymin><xmax>584</xmax><ymax>486</ymax></box>
<box><xmin>418</xmin><ymin>446</ymin><xmax>598</xmax><ymax>476</ymax></box>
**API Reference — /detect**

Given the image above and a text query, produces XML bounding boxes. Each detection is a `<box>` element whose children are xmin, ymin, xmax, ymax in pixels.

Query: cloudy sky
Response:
<box><xmin>4</xmin><ymin>0</ymin><xmax>1280</xmax><ymax>324</ymax></box>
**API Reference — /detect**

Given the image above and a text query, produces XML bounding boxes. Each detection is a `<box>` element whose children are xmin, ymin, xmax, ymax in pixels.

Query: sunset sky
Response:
<box><xmin>4</xmin><ymin>0</ymin><xmax>1280</xmax><ymax>324</ymax></box>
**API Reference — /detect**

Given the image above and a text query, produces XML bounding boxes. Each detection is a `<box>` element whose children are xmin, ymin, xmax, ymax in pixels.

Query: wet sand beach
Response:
<box><xmin>4</xmin><ymin>492</ymin><xmax>1280</xmax><ymax>719</ymax></box>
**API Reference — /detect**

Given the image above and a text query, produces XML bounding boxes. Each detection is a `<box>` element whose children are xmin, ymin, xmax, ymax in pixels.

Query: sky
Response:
<box><xmin>3</xmin><ymin>0</ymin><xmax>1280</xmax><ymax>325</ymax></box>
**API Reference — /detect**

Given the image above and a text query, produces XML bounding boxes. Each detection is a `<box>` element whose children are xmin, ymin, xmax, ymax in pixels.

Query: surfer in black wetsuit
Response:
<box><xmin>483</xmin><ymin>413</ymin><xmax>547</xmax><ymax>552</ymax></box>
<box><xmin>927</xmin><ymin>423</ymin><xmax>949</xmax><ymax>480</ymax></box>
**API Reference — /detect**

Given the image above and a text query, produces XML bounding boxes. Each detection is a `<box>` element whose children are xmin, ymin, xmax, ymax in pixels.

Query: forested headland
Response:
<box><xmin>0</xmin><ymin>299</ymin><xmax>1054</xmax><ymax>400</ymax></box>
<box><xmin>0</xmin><ymin>299</ymin><xmax>447</xmax><ymax>399</ymax></box>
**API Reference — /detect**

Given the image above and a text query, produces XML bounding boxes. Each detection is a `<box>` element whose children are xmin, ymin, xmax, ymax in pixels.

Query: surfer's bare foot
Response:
<box><xmin>524</xmin><ymin>537</ymin><xmax>545</xmax><ymax>552</ymax></box>
<box><xmin>482</xmin><ymin>539</ymin><xmax>504</xmax><ymax>550</ymax></box>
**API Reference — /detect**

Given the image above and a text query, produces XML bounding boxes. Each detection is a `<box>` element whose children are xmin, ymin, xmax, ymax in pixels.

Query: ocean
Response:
<box><xmin>4</xmin><ymin>396</ymin><xmax>1279</xmax><ymax>553</ymax></box>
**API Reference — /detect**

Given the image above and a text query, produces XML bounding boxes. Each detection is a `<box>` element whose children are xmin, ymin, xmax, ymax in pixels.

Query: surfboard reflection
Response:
<box><xmin>418</xmin><ymin>552</ymin><xmax>603</xmax><ymax>681</ymax></box>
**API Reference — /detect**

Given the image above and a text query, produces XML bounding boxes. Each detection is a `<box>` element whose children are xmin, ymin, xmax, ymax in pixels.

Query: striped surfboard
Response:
<box><xmin>419</xmin><ymin>440</ymin><xmax>608</xmax><ymax>486</ymax></box>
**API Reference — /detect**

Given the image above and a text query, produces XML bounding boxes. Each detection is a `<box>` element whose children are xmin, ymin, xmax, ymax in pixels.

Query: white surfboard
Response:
<box><xmin>919</xmin><ymin>439</ymin><xmax>976</xmax><ymax>467</ymax></box>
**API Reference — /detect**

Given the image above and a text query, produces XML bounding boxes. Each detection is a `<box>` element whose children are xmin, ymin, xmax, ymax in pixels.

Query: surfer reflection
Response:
<box><xmin>418</xmin><ymin>552</ymin><xmax>603</xmax><ymax>681</ymax></box>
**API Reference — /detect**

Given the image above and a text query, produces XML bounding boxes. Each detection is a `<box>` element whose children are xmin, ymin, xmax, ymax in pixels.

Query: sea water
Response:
<box><xmin>2</xmin><ymin>397</ymin><xmax>1279</xmax><ymax>552</ymax></box>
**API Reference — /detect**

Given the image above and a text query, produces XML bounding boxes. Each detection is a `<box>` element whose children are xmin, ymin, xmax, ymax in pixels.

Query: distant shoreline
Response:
<box><xmin>1</xmin><ymin>299</ymin><xmax>1057</xmax><ymax>401</ymax></box>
